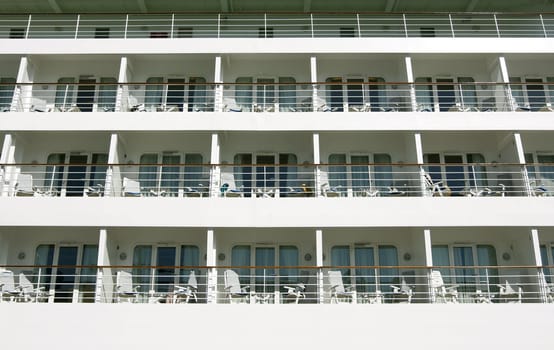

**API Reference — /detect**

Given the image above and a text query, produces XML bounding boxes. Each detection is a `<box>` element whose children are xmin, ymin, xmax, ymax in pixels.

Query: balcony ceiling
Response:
<box><xmin>0</xmin><ymin>0</ymin><xmax>553</xmax><ymax>14</ymax></box>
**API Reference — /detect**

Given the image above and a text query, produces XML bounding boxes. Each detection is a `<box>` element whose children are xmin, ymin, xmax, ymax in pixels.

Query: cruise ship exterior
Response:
<box><xmin>1</xmin><ymin>0</ymin><xmax>553</xmax><ymax>348</ymax></box>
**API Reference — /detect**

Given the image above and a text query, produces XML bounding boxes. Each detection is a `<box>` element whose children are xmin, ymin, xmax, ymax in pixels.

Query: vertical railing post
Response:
<box><xmin>170</xmin><ymin>13</ymin><xmax>175</xmax><ymax>38</ymax></box>
<box><xmin>449</xmin><ymin>13</ymin><xmax>455</xmax><ymax>38</ymax></box>
<box><xmin>74</xmin><ymin>14</ymin><xmax>80</xmax><ymax>39</ymax></box>
<box><xmin>217</xmin><ymin>13</ymin><xmax>221</xmax><ymax>38</ymax></box>
<box><xmin>403</xmin><ymin>13</ymin><xmax>408</xmax><ymax>38</ymax></box>
<box><xmin>124</xmin><ymin>14</ymin><xmax>129</xmax><ymax>39</ymax></box>
<box><xmin>25</xmin><ymin>14</ymin><xmax>32</xmax><ymax>39</ymax></box>
<box><xmin>540</xmin><ymin>14</ymin><xmax>548</xmax><ymax>38</ymax></box>
<box><xmin>356</xmin><ymin>13</ymin><xmax>361</xmax><ymax>37</ymax></box>
<box><xmin>264</xmin><ymin>13</ymin><xmax>267</xmax><ymax>38</ymax></box>
<box><xmin>494</xmin><ymin>13</ymin><xmax>501</xmax><ymax>38</ymax></box>
<box><xmin>310</xmin><ymin>13</ymin><xmax>314</xmax><ymax>38</ymax></box>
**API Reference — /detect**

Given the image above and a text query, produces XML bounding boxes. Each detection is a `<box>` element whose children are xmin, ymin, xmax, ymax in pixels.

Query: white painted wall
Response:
<box><xmin>0</xmin><ymin>304</ymin><xmax>552</xmax><ymax>349</ymax></box>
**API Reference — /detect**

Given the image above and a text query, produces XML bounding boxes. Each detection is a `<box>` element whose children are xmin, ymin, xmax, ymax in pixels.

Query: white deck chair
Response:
<box><xmin>423</xmin><ymin>172</ymin><xmax>450</xmax><ymax>197</ymax></box>
<box><xmin>223</xmin><ymin>98</ymin><xmax>242</xmax><ymax>112</ymax></box>
<box><xmin>282</xmin><ymin>283</ymin><xmax>306</xmax><ymax>304</ymax></box>
<box><xmin>115</xmin><ymin>271</ymin><xmax>141</xmax><ymax>303</ymax></box>
<box><xmin>223</xmin><ymin>269</ymin><xmax>250</xmax><ymax>303</ymax></box>
<box><xmin>15</xmin><ymin>173</ymin><xmax>55</xmax><ymax>197</ymax></box>
<box><xmin>320</xmin><ymin>170</ymin><xmax>342</xmax><ymax>197</ymax></box>
<box><xmin>122</xmin><ymin>177</ymin><xmax>142</xmax><ymax>197</ymax></box>
<box><xmin>173</xmin><ymin>270</ymin><xmax>198</xmax><ymax>304</ymax></box>
<box><xmin>220</xmin><ymin>171</ymin><xmax>244</xmax><ymax>197</ymax></box>
<box><xmin>429</xmin><ymin>270</ymin><xmax>458</xmax><ymax>303</ymax></box>
<box><xmin>0</xmin><ymin>270</ymin><xmax>21</xmax><ymax>302</ymax></box>
<box><xmin>497</xmin><ymin>280</ymin><xmax>523</xmax><ymax>303</ymax></box>
<box><xmin>19</xmin><ymin>272</ymin><xmax>47</xmax><ymax>303</ymax></box>
<box><xmin>328</xmin><ymin>270</ymin><xmax>355</xmax><ymax>303</ymax></box>
<box><xmin>128</xmin><ymin>95</ymin><xmax>145</xmax><ymax>112</ymax></box>
<box><xmin>390</xmin><ymin>277</ymin><xmax>413</xmax><ymax>304</ymax></box>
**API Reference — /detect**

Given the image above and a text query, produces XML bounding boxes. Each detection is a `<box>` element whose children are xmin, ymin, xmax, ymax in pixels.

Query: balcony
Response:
<box><xmin>5</xmin><ymin>81</ymin><xmax>539</xmax><ymax>114</ymax></box>
<box><xmin>1</xmin><ymin>161</ymin><xmax>547</xmax><ymax>198</ymax></box>
<box><xmin>1</xmin><ymin>264</ymin><xmax>552</xmax><ymax>304</ymax></box>
<box><xmin>2</xmin><ymin>12</ymin><xmax>554</xmax><ymax>40</ymax></box>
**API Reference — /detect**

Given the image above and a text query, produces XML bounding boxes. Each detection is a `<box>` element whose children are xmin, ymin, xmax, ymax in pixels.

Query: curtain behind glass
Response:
<box><xmin>326</xmin><ymin>77</ymin><xmax>343</xmax><ymax>111</ymax></box>
<box><xmin>509</xmin><ymin>77</ymin><xmax>524</xmax><ymax>107</ymax></box>
<box><xmin>458</xmin><ymin>77</ymin><xmax>477</xmax><ymax>108</ymax></box>
<box><xmin>415</xmin><ymin>77</ymin><xmax>433</xmax><ymax>111</ymax></box>
<box><xmin>467</xmin><ymin>153</ymin><xmax>488</xmax><ymax>188</ymax></box>
<box><xmin>279</xmin><ymin>153</ymin><xmax>297</xmax><ymax>195</ymax></box>
<box><xmin>98</xmin><ymin>77</ymin><xmax>117</xmax><ymax>111</ymax></box>
<box><xmin>355</xmin><ymin>247</ymin><xmax>375</xmax><ymax>293</ymax></box>
<box><xmin>231</xmin><ymin>245</ymin><xmax>251</xmax><ymax>285</ymax></box>
<box><xmin>328</xmin><ymin>154</ymin><xmax>347</xmax><ymax>196</ymax></box>
<box><xmin>279</xmin><ymin>245</ymin><xmax>299</xmax><ymax>285</ymax></box>
<box><xmin>179</xmin><ymin>245</ymin><xmax>199</xmax><ymax>284</ymax></box>
<box><xmin>279</xmin><ymin>77</ymin><xmax>296</xmax><ymax>112</ymax></box>
<box><xmin>0</xmin><ymin>77</ymin><xmax>15</xmax><ymax>110</ymax></box>
<box><xmin>235</xmin><ymin>77</ymin><xmax>253</xmax><ymax>111</ymax></box>
<box><xmin>90</xmin><ymin>153</ymin><xmax>108</xmax><ymax>187</ymax></box>
<box><xmin>378</xmin><ymin>245</ymin><xmax>398</xmax><ymax>288</ymax></box>
<box><xmin>234</xmin><ymin>153</ymin><xmax>252</xmax><ymax>196</ymax></box>
<box><xmin>44</xmin><ymin>153</ymin><xmax>65</xmax><ymax>194</ymax></box>
<box><xmin>350</xmin><ymin>155</ymin><xmax>370</xmax><ymax>196</ymax></box>
<box><xmin>368</xmin><ymin>77</ymin><xmax>386</xmax><ymax>111</ymax></box>
<box><xmin>133</xmin><ymin>245</ymin><xmax>152</xmax><ymax>293</ymax></box>
<box><xmin>55</xmin><ymin>77</ymin><xmax>75</xmax><ymax>109</ymax></box>
<box><xmin>156</xmin><ymin>247</ymin><xmax>176</xmax><ymax>293</ymax></box>
<box><xmin>538</xmin><ymin>155</ymin><xmax>554</xmax><ymax>187</ymax></box>
<box><xmin>139</xmin><ymin>153</ymin><xmax>158</xmax><ymax>193</ymax></box>
<box><xmin>80</xmin><ymin>245</ymin><xmax>99</xmax><ymax>301</ymax></box>
<box><xmin>453</xmin><ymin>246</ymin><xmax>475</xmax><ymax>291</ymax></box>
<box><xmin>188</xmin><ymin>77</ymin><xmax>207</xmax><ymax>111</ymax></box>
<box><xmin>34</xmin><ymin>244</ymin><xmax>55</xmax><ymax>290</ymax></box>
<box><xmin>161</xmin><ymin>154</ymin><xmax>181</xmax><ymax>196</ymax></box>
<box><xmin>374</xmin><ymin>153</ymin><xmax>393</xmax><ymax>191</ymax></box>
<box><xmin>331</xmin><ymin>246</ymin><xmax>351</xmax><ymax>282</ymax></box>
<box><xmin>477</xmin><ymin>245</ymin><xmax>498</xmax><ymax>293</ymax></box>
<box><xmin>255</xmin><ymin>247</ymin><xmax>275</xmax><ymax>293</ymax></box>
<box><xmin>184</xmin><ymin>153</ymin><xmax>207</xmax><ymax>190</ymax></box>
<box><xmin>432</xmin><ymin>245</ymin><xmax>452</xmax><ymax>284</ymax></box>
<box><xmin>145</xmin><ymin>77</ymin><xmax>163</xmax><ymax>110</ymax></box>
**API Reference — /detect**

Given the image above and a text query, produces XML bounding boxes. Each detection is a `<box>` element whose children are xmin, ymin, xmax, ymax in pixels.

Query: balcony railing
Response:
<box><xmin>6</xmin><ymin>81</ymin><xmax>547</xmax><ymax>113</ymax></box>
<box><xmin>1</xmin><ymin>162</ymin><xmax>550</xmax><ymax>198</ymax></box>
<box><xmin>1</xmin><ymin>265</ymin><xmax>553</xmax><ymax>304</ymax></box>
<box><xmin>2</xmin><ymin>12</ymin><xmax>554</xmax><ymax>39</ymax></box>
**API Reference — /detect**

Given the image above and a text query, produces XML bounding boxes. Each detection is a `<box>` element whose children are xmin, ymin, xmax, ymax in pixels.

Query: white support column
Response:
<box><xmin>206</xmin><ymin>229</ymin><xmax>218</xmax><ymax>304</ymax></box>
<box><xmin>95</xmin><ymin>229</ymin><xmax>108</xmax><ymax>303</ymax></box>
<box><xmin>514</xmin><ymin>133</ymin><xmax>533</xmax><ymax>196</ymax></box>
<box><xmin>210</xmin><ymin>133</ymin><xmax>221</xmax><ymax>198</ymax></box>
<box><xmin>313</xmin><ymin>133</ymin><xmax>321</xmax><ymax>197</ymax></box>
<box><xmin>423</xmin><ymin>229</ymin><xmax>434</xmax><ymax>302</ymax></box>
<box><xmin>405</xmin><ymin>56</ymin><xmax>417</xmax><ymax>112</ymax></box>
<box><xmin>115</xmin><ymin>57</ymin><xmax>128</xmax><ymax>112</ymax></box>
<box><xmin>104</xmin><ymin>134</ymin><xmax>119</xmax><ymax>197</ymax></box>
<box><xmin>14</xmin><ymin>56</ymin><xmax>33</xmax><ymax>112</ymax></box>
<box><xmin>214</xmin><ymin>56</ymin><xmax>223</xmax><ymax>112</ymax></box>
<box><xmin>316</xmin><ymin>229</ymin><xmax>324</xmax><ymax>304</ymax></box>
<box><xmin>530</xmin><ymin>229</ymin><xmax>548</xmax><ymax>302</ymax></box>
<box><xmin>498</xmin><ymin>56</ymin><xmax>516</xmax><ymax>111</ymax></box>
<box><xmin>415</xmin><ymin>133</ymin><xmax>426</xmax><ymax>196</ymax></box>
<box><xmin>310</xmin><ymin>56</ymin><xmax>318</xmax><ymax>111</ymax></box>
<box><xmin>1</xmin><ymin>134</ymin><xmax>16</xmax><ymax>197</ymax></box>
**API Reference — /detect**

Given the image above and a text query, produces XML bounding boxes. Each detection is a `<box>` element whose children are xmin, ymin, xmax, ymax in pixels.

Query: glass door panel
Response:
<box><xmin>55</xmin><ymin>77</ymin><xmax>75</xmax><ymax>110</ymax></box>
<box><xmin>436</xmin><ymin>78</ymin><xmax>455</xmax><ymax>111</ymax></box>
<box><xmin>477</xmin><ymin>245</ymin><xmax>498</xmax><ymax>294</ymax></box>
<box><xmin>44</xmin><ymin>153</ymin><xmax>65</xmax><ymax>195</ymax></box>
<box><xmin>326</xmin><ymin>77</ymin><xmax>343</xmax><ymax>111</ymax></box>
<box><xmin>453</xmin><ymin>246</ymin><xmax>475</xmax><ymax>292</ymax></box>
<box><xmin>526</xmin><ymin>78</ymin><xmax>546</xmax><ymax>111</ymax></box>
<box><xmin>374</xmin><ymin>154</ymin><xmax>393</xmax><ymax>191</ymax></box>
<box><xmin>98</xmin><ymin>77</ymin><xmax>117</xmax><ymax>111</ymax></box>
<box><xmin>278</xmin><ymin>153</ymin><xmax>297</xmax><ymax>196</ymax></box>
<box><xmin>378</xmin><ymin>245</ymin><xmax>398</xmax><ymax>288</ymax></box>
<box><xmin>139</xmin><ymin>153</ymin><xmax>158</xmax><ymax>194</ymax></box>
<box><xmin>156</xmin><ymin>247</ymin><xmax>176</xmax><ymax>293</ymax></box>
<box><xmin>279</xmin><ymin>246</ymin><xmax>299</xmax><ymax>285</ymax></box>
<box><xmin>161</xmin><ymin>154</ymin><xmax>181</xmax><ymax>196</ymax></box>
<box><xmin>234</xmin><ymin>153</ymin><xmax>252</xmax><ymax>197</ymax></box>
<box><xmin>256</xmin><ymin>155</ymin><xmax>275</xmax><ymax>193</ymax></box>
<box><xmin>179</xmin><ymin>245</ymin><xmax>199</xmax><ymax>284</ymax></box>
<box><xmin>133</xmin><ymin>245</ymin><xmax>152</xmax><ymax>295</ymax></box>
<box><xmin>55</xmin><ymin>246</ymin><xmax>78</xmax><ymax>303</ymax></box>
<box><xmin>231</xmin><ymin>245</ymin><xmax>251</xmax><ymax>285</ymax></box>
<box><xmin>255</xmin><ymin>247</ymin><xmax>275</xmax><ymax>293</ymax></box>
<box><xmin>415</xmin><ymin>77</ymin><xmax>433</xmax><ymax>111</ymax></box>
<box><xmin>76</xmin><ymin>78</ymin><xmax>96</xmax><ymax>112</ymax></box>
<box><xmin>34</xmin><ymin>244</ymin><xmax>54</xmax><ymax>292</ymax></box>
<box><xmin>346</xmin><ymin>78</ymin><xmax>364</xmax><ymax>110</ymax></box>
<box><xmin>331</xmin><ymin>245</ymin><xmax>351</xmax><ymax>281</ymax></box>
<box><xmin>79</xmin><ymin>245</ymin><xmax>98</xmax><ymax>303</ymax></box>
<box><xmin>355</xmin><ymin>247</ymin><xmax>375</xmax><ymax>293</ymax></box>
<box><xmin>444</xmin><ymin>155</ymin><xmax>465</xmax><ymax>195</ymax></box>
<box><xmin>66</xmin><ymin>154</ymin><xmax>88</xmax><ymax>197</ymax></box>
<box><xmin>256</xmin><ymin>78</ymin><xmax>275</xmax><ymax>111</ymax></box>
<box><xmin>328</xmin><ymin>154</ymin><xmax>347</xmax><ymax>196</ymax></box>
<box><xmin>167</xmin><ymin>78</ymin><xmax>185</xmax><ymax>111</ymax></box>
<box><xmin>90</xmin><ymin>153</ymin><xmax>108</xmax><ymax>187</ymax></box>
<box><xmin>351</xmin><ymin>155</ymin><xmax>370</xmax><ymax>196</ymax></box>
<box><xmin>431</xmin><ymin>245</ymin><xmax>452</xmax><ymax>284</ymax></box>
